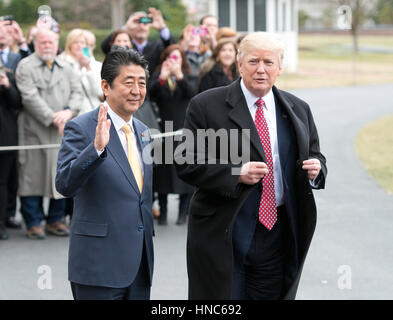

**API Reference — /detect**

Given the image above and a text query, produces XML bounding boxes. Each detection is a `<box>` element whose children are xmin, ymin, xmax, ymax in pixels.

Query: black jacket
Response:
<box><xmin>0</xmin><ymin>72</ymin><xmax>22</xmax><ymax>149</ymax></box>
<box><xmin>175</xmin><ymin>79</ymin><xmax>327</xmax><ymax>299</ymax></box>
<box><xmin>198</xmin><ymin>63</ymin><xmax>238</xmax><ymax>93</ymax></box>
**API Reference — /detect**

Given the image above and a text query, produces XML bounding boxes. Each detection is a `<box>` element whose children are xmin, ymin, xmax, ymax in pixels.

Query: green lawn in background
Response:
<box><xmin>277</xmin><ymin>33</ymin><xmax>393</xmax><ymax>90</ymax></box>
<box><xmin>355</xmin><ymin>115</ymin><xmax>393</xmax><ymax>195</ymax></box>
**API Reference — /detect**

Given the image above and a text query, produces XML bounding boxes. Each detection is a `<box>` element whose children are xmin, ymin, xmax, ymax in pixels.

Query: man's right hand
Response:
<box><xmin>0</xmin><ymin>72</ymin><xmax>10</xmax><ymax>88</ymax></box>
<box><xmin>238</xmin><ymin>161</ymin><xmax>269</xmax><ymax>185</ymax></box>
<box><xmin>94</xmin><ymin>104</ymin><xmax>111</xmax><ymax>152</ymax></box>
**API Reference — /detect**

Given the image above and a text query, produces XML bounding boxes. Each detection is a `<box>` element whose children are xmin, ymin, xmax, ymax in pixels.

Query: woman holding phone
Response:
<box><xmin>149</xmin><ymin>44</ymin><xmax>198</xmax><ymax>226</ymax></box>
<box><xmin>179</xmin><ymin>24</ymin><xmax>211</xmax><ymax>76</ymax></box>
<box><xmin>59</xmin><ymin>28</ymin><xmax>102</xmax><ymax>115</ymax></box>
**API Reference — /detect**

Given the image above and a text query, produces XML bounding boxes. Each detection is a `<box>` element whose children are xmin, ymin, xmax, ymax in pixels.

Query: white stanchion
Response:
<box><xmin>0</xmin><ymin>130</ymin><xmax>184</xmax><ymax>152</ymax></box>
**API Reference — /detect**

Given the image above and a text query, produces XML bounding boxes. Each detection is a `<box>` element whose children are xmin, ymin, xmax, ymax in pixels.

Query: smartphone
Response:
<box><xmin>139</xmin><ymin>16</ymin><xmax>153</xmax><ymax>24</ymax></box>
<box><xmin>192</xmin><ymin>26</ymin><xmax>208</xmax><ymax>37</ymax></box>
<box><xmin>0</xmin><ymin>15</ymin><xmax>13</xmax><ymax>25</ymax></box>
<box><xmin>82</xmin><ymin>47</ymin><xmax>91</xmax><ymax>58</ymax></box>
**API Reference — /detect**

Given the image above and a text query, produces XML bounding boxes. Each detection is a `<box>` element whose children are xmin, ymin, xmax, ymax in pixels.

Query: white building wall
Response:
<box><xmin>182</xmin><ymin>0</ymin><xmax>298</xmax><ymax>71</ymax></box>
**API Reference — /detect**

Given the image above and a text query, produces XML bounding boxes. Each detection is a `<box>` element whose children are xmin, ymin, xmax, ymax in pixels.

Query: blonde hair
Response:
<box><xmin>237</xmin><ymin>32</ymin><xmax>285</xmax><ymax>66</ymax></box>
<box><xmin>216</xmin><ymin>27</ymin><xmax>237</xmax><ymax>42</ymax></box>
<box><xmin>64</xmin><ymin>28</ymin><xmax>88</xmax><ymax>58</ymax></box>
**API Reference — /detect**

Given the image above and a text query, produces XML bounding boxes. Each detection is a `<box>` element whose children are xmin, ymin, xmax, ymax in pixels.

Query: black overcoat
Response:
<box><xmin>175</xmin><ymin>79</ymin><xmax>327</xmax><ymax>299</ymax></box>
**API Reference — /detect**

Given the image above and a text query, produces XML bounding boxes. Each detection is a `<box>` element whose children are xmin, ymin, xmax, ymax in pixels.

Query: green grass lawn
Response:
<box><xmin>280</xmin><ymin>34</ymin><xmax>393</xmax><ymax>196</ymax></box>
<box><xmin>277</xmin><ymin>33</ymin><xmax>393</xmax><ymax>90</ymax></box>
<box><xmin>355</xmin><ymin>114</ymin><xmax>393</xmax><ymax>195</ymax></box>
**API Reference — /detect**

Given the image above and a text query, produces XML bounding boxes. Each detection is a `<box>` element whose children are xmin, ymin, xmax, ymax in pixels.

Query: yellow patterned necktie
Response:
<box><xmin>46</xmin><ymin>59</ymin><xmax>54</xmax><ymax>70</ymax></box>
<box><xmin>121</xmin><ymin>124</ymin><xmax>143</xmax><ymax>193</ymax></box>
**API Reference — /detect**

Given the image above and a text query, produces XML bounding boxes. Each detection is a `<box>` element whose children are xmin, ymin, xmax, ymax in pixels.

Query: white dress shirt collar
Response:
<box><xmin>104</xmin><ymin>101</ymin><xmax>134</xmax><ymax>133</ymax></box>
<box><xmin>0</xmin><ymin>46</ymin><xmax>10</xmax><ymax>64</ymax></box>
<box><xmin>240</xmin><ymin>78</ymin><xmax>274</xmax><ymax>113</ymax></box>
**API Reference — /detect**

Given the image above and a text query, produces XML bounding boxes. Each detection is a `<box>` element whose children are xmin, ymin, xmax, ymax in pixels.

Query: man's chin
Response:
<box><xmin>126</xmin><ymin>103</ymin><xmax>142</xmax><ymax>114</ymax></box>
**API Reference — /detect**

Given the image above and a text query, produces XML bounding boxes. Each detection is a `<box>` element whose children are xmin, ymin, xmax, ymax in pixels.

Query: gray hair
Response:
<box><xmin>34</xmin><ymin>28</ymin><xmax>59</xmax><ymax>43</ymax></box>
<box><xmin>127</xmin><ymin>11</ymin><xmax>147</xmax><ymax>22</ymax></box>
<box><xmin>237</xmin><ymin>32</ymin><xmax>285</xmax><ymax>67</ymax></box>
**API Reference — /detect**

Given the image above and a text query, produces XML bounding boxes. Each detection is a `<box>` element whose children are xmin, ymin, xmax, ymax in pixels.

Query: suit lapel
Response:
<box><xmin>273</xmin><ymin>86</ymin><xmax>308</xmax><ymax>159</ymax></box>
<box><xmin>274</xmin><ymin>94</ymin><xmax>292</xmax><ymax>170</ymax></box>
<box><xmin>227</xmin><ymin>80</ymin><xmax>266</xmax><ymax>162</ymax></box>
<box><xmin>48</xmin><ymin>59</ymin><xmax>65</xmax><ymax>88</ymax></box>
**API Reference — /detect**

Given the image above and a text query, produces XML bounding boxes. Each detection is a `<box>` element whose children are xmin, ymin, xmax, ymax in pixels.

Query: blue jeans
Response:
<box><xmin>20</xmin><ymin>196</ymin><xmax>66</xmax><ymax>229</ymax></box>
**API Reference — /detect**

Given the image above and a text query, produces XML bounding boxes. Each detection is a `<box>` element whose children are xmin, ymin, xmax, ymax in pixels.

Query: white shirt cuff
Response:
<box><xmin>159</xmin><ymin>27</ymin><xmax>170</xmax><ymax>41</ymax></box>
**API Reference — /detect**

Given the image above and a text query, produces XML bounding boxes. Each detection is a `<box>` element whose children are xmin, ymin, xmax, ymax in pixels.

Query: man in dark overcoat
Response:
<box><xmin>175</xmin><ymin>32</ymin><xmax>327</xmax><ymax>300</ymax></box>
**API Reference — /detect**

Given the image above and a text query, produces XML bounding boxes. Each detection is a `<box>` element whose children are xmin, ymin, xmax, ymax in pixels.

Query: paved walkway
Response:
<box><xmin>1</xmin><ymin>83</ymin><xmax>392</xmax><ymax>300</ymax></box>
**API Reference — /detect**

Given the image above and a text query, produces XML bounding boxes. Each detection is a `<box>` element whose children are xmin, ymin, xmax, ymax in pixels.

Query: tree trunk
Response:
<box><xmin>111</xmin><ymin>0</ymin><xmax>126</xmax><ymax>30</ymax></box>
<box><xmin>351</xmin><ymin>25</ymin><xmax>359</xmax><ymax>53</ymax></box>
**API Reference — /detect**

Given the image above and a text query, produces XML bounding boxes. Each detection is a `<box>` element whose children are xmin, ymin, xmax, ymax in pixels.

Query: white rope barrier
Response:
<box><xmin>0</xmin><ymin>130</ymin><xmax>184</xmax><ymax>152</ymax></box>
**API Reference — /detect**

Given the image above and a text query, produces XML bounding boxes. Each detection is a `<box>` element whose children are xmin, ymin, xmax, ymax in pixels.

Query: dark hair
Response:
<box><xmin>198</xmin><ymin>38</ymin><xmax>238</xmax><ymax>81</ymax></box>
<box><xmin>101</xmin><ymin>47</ymin><xmax>149</xmax><ymax>88</ymax></box>
<box><xmin>108</xmin><ymin>29</ymin><xmax>133</xmax><ymax>48</ymax></box>
<box><xmin>199</xmin><ymin>14</ymin><xmax>217</xmax><ymax>25</ymax></box>
<box><xmin>158</xmin><ymin>44</ymin><xmax>191</xmax><ymax>74</ymax></box>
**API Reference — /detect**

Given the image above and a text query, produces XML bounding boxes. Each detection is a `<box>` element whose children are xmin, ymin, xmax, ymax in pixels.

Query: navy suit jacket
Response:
<box><xmin>56</xmin><ymin>107</ymin><xmax>154</xmax><ymax>288</ymax></box>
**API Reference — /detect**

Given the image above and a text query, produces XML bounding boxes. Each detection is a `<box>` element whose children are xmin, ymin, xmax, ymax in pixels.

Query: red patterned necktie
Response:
<box><xmin>254</xmin><ymin>98</ymin><xmax>277</xmax><ymax>230</ymax></box>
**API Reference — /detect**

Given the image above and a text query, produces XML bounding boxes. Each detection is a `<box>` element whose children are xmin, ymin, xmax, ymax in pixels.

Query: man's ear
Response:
<box><xmin>237</xmin><ymin>59</ymin><xmax>243</xmax><ymax>76</ymax></box>
<box><xmin>277</xmin><ymin>65</ymin><xmax>282</xmax><ymax>77</ymax></box>
<box><xmin>101</xmin><ymin>79</ymin><xmax>109</xmax><ymax>98</ymax></box>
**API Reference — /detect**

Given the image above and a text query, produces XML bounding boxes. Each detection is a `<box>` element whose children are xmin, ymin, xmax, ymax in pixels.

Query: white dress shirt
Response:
<box><xmin>0</xmin><ymin>46</ymin><xmax>10</xmax><ymax>65</ymax></box>
<box><xmin>97</xmin><ymin>102</ymin><xmax>144</xmax><ymax>175</ymax></box>
<box><xmin>240</xmin><ymin>79</ymin><xmax>284</xmax><ymax>206</ymax></box>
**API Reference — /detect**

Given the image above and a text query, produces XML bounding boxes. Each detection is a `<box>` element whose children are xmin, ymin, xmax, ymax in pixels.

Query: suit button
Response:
<box><xmin>138</xmin><ymin>226</ymin><xmax>144</xmax><ymax>232</ymax></box>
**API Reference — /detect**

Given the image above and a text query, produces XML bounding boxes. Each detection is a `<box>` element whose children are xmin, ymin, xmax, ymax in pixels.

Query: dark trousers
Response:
<box><xmin>6</xmin><ymin>155</ymin><xmax>18</xmax><ymax>219</ymax></box>
<box><xmin>65</xmin><ymin>197</ymin><xmax>73</xmax><ymax>218</ymax></box>
<box><xmin>0</xmin><ymin>152</ymin><xmax>16</xmax><ymax>225</ymax></box>
<box><xmin>70</xmin><ymin>248</ymin><xmax>151</xmax><ymax>300</ymax></box>
<box><xmin>158</xmin><ymin>193</ymin><xmax>192</xmax><ymax>214</ymax></box>
<box><xmin>231</xmin><ymin>206</ymin><xmax>286</xmax><ymax>300</ymax></box>
<box><xmin>20</xmin><ymin>196</ymin><xmax>66</xmax><ymax>229</ymax></box>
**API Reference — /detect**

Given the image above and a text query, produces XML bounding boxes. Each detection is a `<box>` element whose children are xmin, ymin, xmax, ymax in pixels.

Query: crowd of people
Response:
<box><xmin>0</xmin><ymin>8</ymin><xmax>244</xmax><ymax>240</ymax></box>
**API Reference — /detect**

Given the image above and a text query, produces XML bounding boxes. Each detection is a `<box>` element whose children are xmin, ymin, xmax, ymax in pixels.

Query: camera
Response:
<box><xmin>0</xmin><ymin>15</ymin><xmax>13</xmax><ymax>25</ymax></box>
<box><xmin>192</xmin><ymin>26</ymin><xmax>208</xmax><ymax>37</ymax></box>
<box><xmin>138</xmin><ymin>16</ymin><xmax>153</xmax><ymax>24</ymax></box>
<box><xmin>38</xmin><ymin>5</ymin><xmax>52</xmax><ymax>17</ymax></box>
